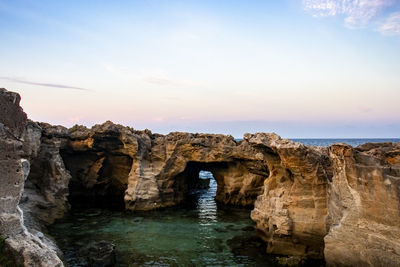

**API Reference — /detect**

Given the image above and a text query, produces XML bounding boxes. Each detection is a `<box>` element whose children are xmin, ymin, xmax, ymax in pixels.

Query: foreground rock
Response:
<box><xmin>0</xmin><ymin>88</ymin><xmax>63</xmax><ymax>266</ymax></box>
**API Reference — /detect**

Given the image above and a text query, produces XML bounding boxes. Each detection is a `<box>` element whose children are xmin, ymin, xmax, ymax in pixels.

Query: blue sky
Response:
<box><xmin>0</xmin><ymin>0</ymin><xmax>399</xmax><ymax>138</ymax></box>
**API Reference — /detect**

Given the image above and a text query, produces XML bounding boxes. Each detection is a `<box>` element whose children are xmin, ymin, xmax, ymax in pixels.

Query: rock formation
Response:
<box><xmin>1</xmin><ymin>87</ymin><xmax>399</xmax><ymax>266</ymax></box>
<box><xmin>20</xmin><ymin>121</ymin><xmax>71</xmax><ymax>232</ymax></box>
<box><xmin>0</xmin><ymin>88</ymin><xmax>63</xmax><ymax>266</ymax></box>
<box><xmin>249</xmin><ymin>133</ymin><xmax>332</xmax><ymax>259</ymax></box>
<box><xmin>52</xmin><ymin>121</ymin><xmax>269</xmax><ymax>210</ymax></box>
<box><xmin>324</xmin><ymin>143</ymin><xmax>400</xmax><ymax>266</ymax></box>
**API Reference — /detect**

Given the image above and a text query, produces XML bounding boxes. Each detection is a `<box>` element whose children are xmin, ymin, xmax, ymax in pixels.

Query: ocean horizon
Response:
<box><xmin>235</xmin><ymin>138</ymin><xmax>400</xmax><ymax>147</ymax></box>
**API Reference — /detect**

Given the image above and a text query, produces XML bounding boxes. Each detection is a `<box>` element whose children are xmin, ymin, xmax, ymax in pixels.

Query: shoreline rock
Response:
<box><xmin>0</xmin><ymin>88</ymin><xmax>63</xmax><ymax>266</ymax></box>
<box><xmin>1</xmin><ymin>87</ymin><xmax>399</xmax><ymax>266</ymax></box>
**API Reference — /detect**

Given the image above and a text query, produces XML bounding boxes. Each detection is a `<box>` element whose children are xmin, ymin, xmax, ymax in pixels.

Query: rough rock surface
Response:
<box><xmin>33</xmin><ymin>120</ymin><xmax>400</xmax><ymax>264</ymax></box>
<box><xmin>0</xmin><ymin>88</ymin><xmax>63</xmax><ymax>266</ymax></box>
<box><xmin>249</xmin><ymin>133</ymin><xmax>332</xmax><ymax>258</ymax></box>
<box><xmin>324</xmin><ymin>143</ymin><xmax>400</xmax><ymax>266</ymax></box>
<box><xmin>51</xmin><ymin>122</ymin><xmax>269</xmax><ymax>210</ymax></box>
<box><xmin>1</xmin><ymin>87</ymin><xmax>400</xmax><ymax>266</ymax></box>
<box><xmin>20</xmin><ymin>121</ymin><xmax>71</xmax><ymax>230</ymax></box>
<box><xmin>124</xmin><ymin>130</ymin><xmax>270</xmax><ymax>210</ymax></box>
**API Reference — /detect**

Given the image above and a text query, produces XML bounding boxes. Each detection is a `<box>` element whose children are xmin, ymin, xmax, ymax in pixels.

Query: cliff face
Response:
<box><xmin>325</xmin><ymin>143</ymin><xmax>400</xmax><ymax>266</ymax></box>
<box><xmin>0</xmin><ymin>89</ymin><xmax>63</xmax><ymax>266</ymax></box>
<box><xmin>248</xmin><ymin>133</ymin><xmax>332</xmax><ymax>259</ymax></box>
<box><xmin>54</xmin><ymin>121</ymin><xmax>269</xmax><ymax>210</ymax></box>
<box><xmin>1</xmin><ymin>88</ymin><xmax>400</xmax><ymax>266</ymax></box>
<box><xmin>20</xmin><ymin>122</ymin><xmax>71</xmax><ymax>231</ymax></box>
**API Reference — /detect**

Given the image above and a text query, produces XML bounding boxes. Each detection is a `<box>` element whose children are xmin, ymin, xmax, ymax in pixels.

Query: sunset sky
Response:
<box><xmin>1</xmin><ymin>0</ymin><xmax>400</xmax><ymax>138</ymax></box>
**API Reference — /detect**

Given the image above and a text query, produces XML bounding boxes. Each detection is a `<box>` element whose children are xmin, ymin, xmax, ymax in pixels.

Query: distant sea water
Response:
<box><xmin>291</xmin><ymin>138</ymin><xmax>400</xmax><ymax>147</ymax></box>
<box><xmin>235</xmin><ymin>138</ymin><xmax>400</xmax><ymax>147</ymax></box>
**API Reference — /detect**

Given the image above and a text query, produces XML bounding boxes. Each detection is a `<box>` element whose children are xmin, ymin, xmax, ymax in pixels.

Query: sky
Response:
<box><xmin>0</xmin><ymin>0</ymin><xmax>400</xmax><ymax>138</ymax></box>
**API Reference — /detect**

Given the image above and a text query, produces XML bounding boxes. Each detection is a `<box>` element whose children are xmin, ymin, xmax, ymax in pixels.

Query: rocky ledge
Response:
<box><xmin>0</xmin><ymin>88</ymin><xmax>399</xmax><ymax>266</ymax></box>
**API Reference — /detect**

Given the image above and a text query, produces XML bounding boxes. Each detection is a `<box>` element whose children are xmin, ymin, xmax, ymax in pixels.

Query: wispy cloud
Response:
<box><xmin>142</xmin><ymin>76</ymin><xmax>180</xmax><ymax>86</ymax></box>
<box><xmin>0</xmin><ymin>76</ymin><xmax>91</xmax><ymax>91</ymax></box>
<box><xmin>379</xmin><ymin>12</ymin><xmax>400</xmax><ymax>35</ymax></box>
<box><xmin>103</xmin><ymin>63</ymin><xmax>200</xmax><ymax>88</ymax></box>
<box><xmin>302</xmin><ymin>0</ymin><xmax>395</xmax><ymax>28</ymax></box>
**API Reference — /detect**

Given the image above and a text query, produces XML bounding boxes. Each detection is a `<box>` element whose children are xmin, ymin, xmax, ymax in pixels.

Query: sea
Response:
<box><xmin>291</xmin><ymin>138</ymin><xmax>400</xmax><ymax>147</ymax></box>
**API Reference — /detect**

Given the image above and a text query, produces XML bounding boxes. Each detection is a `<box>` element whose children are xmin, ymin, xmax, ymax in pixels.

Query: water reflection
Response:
<box><xmin>197</xmin><ymin>170</ymin><xmax>218</xmax><ymax>225</ymax></box>
<box><xmin>49</xmin><ymin>170</ymin><xmax>277</xmax><ymax>266</ymax></box>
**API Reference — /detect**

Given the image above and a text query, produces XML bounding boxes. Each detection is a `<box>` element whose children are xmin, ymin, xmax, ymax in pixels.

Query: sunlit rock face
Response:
<box><xmin>0</xmin><ymin>88</ymin><xmax>63</xmax><ymax>267</ymax></box>
<box><xmin>249</xmin><ymin>133</ymin><xmax>332</xmax><ymax>259</ymax></box>
<box><xmin>33</xmin><ymin>120</ymin><xmax>400</xmax><ymax>264</ymax></box>
<box><xmin>125</xmin><ymin>132</ymin><xmax>270</xmax><ymax>210</ymax></box>
<box><xmin>325</xmin><ymin>143</ymin><xmax>400</xmax><ymax>266</ymax></box>
<box><xmin>2</xmin><ymin>87</ymin><xmax>400</xmax><ymax>266</ymax></box>
<box><xmin>49</xmin><ymin>122</ymin><xmax>269</xmax><ymax>210</ymax></box>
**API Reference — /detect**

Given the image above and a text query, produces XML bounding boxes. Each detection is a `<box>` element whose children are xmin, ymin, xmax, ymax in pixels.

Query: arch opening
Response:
<box><xmin>170</xmin><ymin>160</ymin><xmax>268</xmax><ymax>209</ymax></box>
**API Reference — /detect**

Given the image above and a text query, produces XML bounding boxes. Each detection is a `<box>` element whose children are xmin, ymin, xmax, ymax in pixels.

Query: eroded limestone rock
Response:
<box><xmin>324</xmin><ymin>143</ymin><xmax>400</xmax><ymax>266</ymax></box>
<box><xmin>0</xmin><ymin>88</ymin><xmax>63</xmax><ymax>266</ymax></box>
<box><xmin>38</xmin><ymin>120</ymin><xmax>400</xmax><ymax>264</ymax></box>
<box><xmin>1</xmin><ymin>87</ymin><xmax>400</xmax><ymax>266</ymax></box>
<box><xmin>50</xmin><ymin>122</ymin><xmax>268</xmax><ymax>210</ymax></box>
<box><xmin>20</xmin><ymin>121</ymin><xmax>71</xmax><ymax>231</ymax></box>
<box><xmin>249</xmin><ymin>133</ymin><xmax>332</xmax><ymax>258</ymax></box>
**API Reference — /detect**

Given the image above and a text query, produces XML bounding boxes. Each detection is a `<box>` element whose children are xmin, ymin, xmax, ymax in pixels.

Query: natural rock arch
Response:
<box><xmin>3</xmin><ymin>88</ymin><xmax>400</xmax><ymax>266</ymax></box>
<box><xmin>162</xmin><ymin>160</ymin><xmax>268</xmax><ymax>208</ymax></box>
<box><xmin>122</xmin><ymin>131</ymin><xmax>270</xmax><ymax>211</ymax></box>
<box><xmin>24</xmin><ymin>122</ymin><xmax>334</xmax><ymax>260</ymax></box>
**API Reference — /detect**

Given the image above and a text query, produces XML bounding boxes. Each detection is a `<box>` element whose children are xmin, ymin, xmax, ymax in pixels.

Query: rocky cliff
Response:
<box><xmin>324</xmin><ymin>143</ymin><xmax>400</xmax><ymax>266</ymax></box>
<box><xmin>249</xmin><ymin>133</ymin><xmax>332</xmax><ymax>259</ymax></box>
<box><xmin>0</xmin><ymin>88</ymin><xmax>63</xmax><ymax>266</ymax></box>
<box><xmin>1</xmin><ymin>88</ymin><xmax>399</xmax><ymax>266</ymax></box>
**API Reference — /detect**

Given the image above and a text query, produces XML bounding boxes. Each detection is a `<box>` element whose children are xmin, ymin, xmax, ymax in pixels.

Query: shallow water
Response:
<box><xmin>49</xmin><ymin>172</ymin><xmax>279</xmax><ymax>266</ymax></box>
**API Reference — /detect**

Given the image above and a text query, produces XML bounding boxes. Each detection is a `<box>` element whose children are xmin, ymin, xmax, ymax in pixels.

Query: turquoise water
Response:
<box><xmin>49</xmin><ymin>172</ymin><xmax>279</xmax><ymax>266</ymax></box>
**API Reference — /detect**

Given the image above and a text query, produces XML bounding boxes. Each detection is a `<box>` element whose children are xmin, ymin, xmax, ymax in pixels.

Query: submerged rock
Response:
<box><xmin>227</xmin><ymin>234</ymin><xmax>271</xmax><ymax>265</ymax></box>
<box><xmin>78</xmin><ymin>241</ymin><xmax>116</xmax><ymax>267</ymax></box>
<box><xmin>276</xmin><ymin>256</ymin><xmax>305</xmax><ymax>266</ymax></box>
